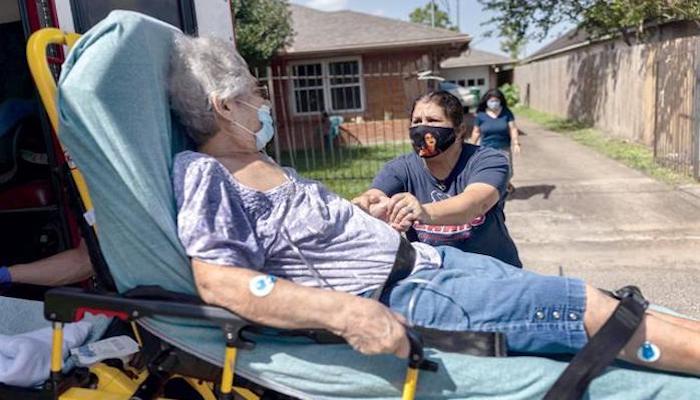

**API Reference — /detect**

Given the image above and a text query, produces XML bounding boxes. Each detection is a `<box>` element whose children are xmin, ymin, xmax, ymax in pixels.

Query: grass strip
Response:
<box><xmin>514</xmin><ymin>106</ymin><xmax>696</xmax><ymax>186</ymax></box>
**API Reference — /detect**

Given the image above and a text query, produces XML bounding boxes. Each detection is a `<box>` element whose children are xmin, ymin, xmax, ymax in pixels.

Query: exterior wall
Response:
<box><xmin>268</xmin><ymin>50</ymin><xmax>433</xmax><ymax>151</ymax></box>
<box><xmin>362</xmin><ymin>51</ymin><xmax>432</xmax><ymax>121</ymax></box>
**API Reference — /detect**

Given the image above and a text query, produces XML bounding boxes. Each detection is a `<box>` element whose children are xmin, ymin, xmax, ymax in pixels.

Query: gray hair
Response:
<box><xmin>168</xmin><ymin>34</ymin><xmax>256</xmax><ymax>144</ymax></box>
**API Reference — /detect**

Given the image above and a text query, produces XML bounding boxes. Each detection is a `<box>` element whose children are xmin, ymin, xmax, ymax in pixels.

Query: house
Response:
<box><xmin>268</xmin><ymin>4</ymin><xmax>470</xmax><ymax>150</ymax></box>
<box><xmin>515</xmin><ymin>21</ymin><xmax>700</xmax><ymax>178</ymax></box>
<box><xmin>439</xmin><ymin>49</ymin><xmax>514</xmax><ymax>98</ymax></box>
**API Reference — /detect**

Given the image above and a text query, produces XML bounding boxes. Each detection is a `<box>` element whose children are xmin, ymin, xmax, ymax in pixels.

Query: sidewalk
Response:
<box><xmin>508</xmin><ymin>118</ymin><xmax>700</xmax><ymax>318</ymax></box>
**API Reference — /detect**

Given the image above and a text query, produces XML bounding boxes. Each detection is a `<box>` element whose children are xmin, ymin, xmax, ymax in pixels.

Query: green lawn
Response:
<box><xmin>514</xmin><ymin>106</ymin><xmax>697</xmax><ymax>185</ymax></box>
<box><xmin>280</xmin><ymin>142</ymin><xmax>412</xmax><ymax>199</ymax></box>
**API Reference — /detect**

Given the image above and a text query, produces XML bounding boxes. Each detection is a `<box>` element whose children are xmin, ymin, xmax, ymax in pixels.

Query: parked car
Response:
<box><xmin>417</xmin><ymin>71</ymin><xmax>478</xmax><ymax>110</ymax></box>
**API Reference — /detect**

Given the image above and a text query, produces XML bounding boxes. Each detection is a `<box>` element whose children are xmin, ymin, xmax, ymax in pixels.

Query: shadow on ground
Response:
<box><xmin>507</xmin><ymin>185</ymin><xmax>556</xmax><ymax>201</ymax></box>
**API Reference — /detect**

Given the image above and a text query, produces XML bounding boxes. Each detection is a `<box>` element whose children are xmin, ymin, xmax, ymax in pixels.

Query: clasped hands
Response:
<box><xmin>352</xmin><ymin>192</ymin><xmax>429</xmax><ymax>231</ymax></box>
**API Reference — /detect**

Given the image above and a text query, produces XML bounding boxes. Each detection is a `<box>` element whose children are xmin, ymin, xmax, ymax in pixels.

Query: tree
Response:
<box><xmin>410</xmin><ymin>2</ymin><xmax>458</xmax><ymax>31</ymax></box>
<box><xmin>499</xmin><ymin>26</ymin><xmax>527</xmax><ymax>60</ymax></box>
<box><xmin>479</xmin><ymin>0</ymin><xmax>700</xmax><ymax>45</ymax></box>
<box><xmin>231</xmin><ymin>0</ymin><xmax>294</xmax><ymax>69</ymax></box>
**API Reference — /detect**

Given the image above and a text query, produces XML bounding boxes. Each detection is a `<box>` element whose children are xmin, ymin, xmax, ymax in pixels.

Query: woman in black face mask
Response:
<box><xmin>353</xmin><ymin>91</ymin><xmax>521</xmax><ymax>268</ymax></box>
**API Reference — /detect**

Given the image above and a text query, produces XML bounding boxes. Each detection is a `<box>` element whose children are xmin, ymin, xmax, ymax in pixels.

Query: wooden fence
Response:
<box><xmin>515</xmin><ymin>32</ymin><xmax>700</xmax><ymax>179</ymax></box>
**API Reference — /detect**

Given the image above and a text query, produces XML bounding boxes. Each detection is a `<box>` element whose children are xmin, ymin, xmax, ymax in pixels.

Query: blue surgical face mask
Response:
<box><xmin>253</xmin><ymin>105</ymin><xmax>275</xmax><ymax>151</ymax></box>
<box><xmin>233</xmin><ymin>101</ymin><xmax>275</xmax><ymax>151</ymax></box>
<box><xmin>487</xmin><ymin>99</ymin><xmax>501</xmax><ymax>111</ymax></box>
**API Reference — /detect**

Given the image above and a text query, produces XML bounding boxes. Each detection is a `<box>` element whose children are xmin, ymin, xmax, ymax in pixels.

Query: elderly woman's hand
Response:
<box><xmin>336</xmin><ymin>296</ymin><xmax>410</xmax><ymax>358</ymax></box>
<box><xmin>368</xmin><ymin>196</ymin><xmax>391</xmax><ymax>221</ymax></box>
<box><xmin>387</xmin><ymin>193</ymin><xmax>429</xmax><ymax>232</ymax></box>
<box><xmin>352</xmin><ymin>192</ymin><xmax>384</xmax><ymax>212</ymax></box>
<box><xmin>352</xmin><ymin>191</ymin><xmax>392</xmax><ymax>222</ymax></box>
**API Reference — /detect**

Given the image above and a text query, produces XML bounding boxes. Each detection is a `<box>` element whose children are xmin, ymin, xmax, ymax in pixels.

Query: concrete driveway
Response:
<box><xmin>507</xmin><ymin>118</ymin><xmax>700</xmax><ymax>318</ymax></box>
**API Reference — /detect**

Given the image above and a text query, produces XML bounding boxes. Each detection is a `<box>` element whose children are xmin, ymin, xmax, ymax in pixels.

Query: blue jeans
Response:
<box><xmin>385</xmin><ymin>246</ymin><xmax>588</xmax><ymax>354</ymax></box>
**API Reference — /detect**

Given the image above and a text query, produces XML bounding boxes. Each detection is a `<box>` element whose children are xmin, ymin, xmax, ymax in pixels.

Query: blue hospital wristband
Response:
<box><xmin>0</xmin><ymin>266</ymin><xmax>11</xmax><ymax>285</ymax></box>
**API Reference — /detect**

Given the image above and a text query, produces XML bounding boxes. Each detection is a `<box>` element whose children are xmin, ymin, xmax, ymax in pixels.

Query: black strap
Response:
<box><xmin>371</xmin><ymin>236</ymin><xmax>416</xmax><ymax>301</ymax></box>
<box><xmin>368</xmin><ymin>237</ymin><xmax>507</xmax><ymax>357</ymax></box>
<box><xmin>413</xmin><ymin>326</ymin><xmax>507</xmax><ymax>357</ymax></box>
<box><xmin>544</xmin><ymin>286</ymin><xmax>649</xmax><ymax>400</ymax></box>
<box><xmin>280</xmin><ymin>325</ymin><xmax>507</xmax><ymax>357</ymax></box>
<box><xmin>123</xmin><ymin>285</ymin><xmax>203</xmax><ymax>304</ymax></box>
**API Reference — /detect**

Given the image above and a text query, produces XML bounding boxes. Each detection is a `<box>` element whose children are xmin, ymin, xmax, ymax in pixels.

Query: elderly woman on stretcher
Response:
<box><xmin>169</xmin><ymin>33</ymin><xmax>700</xmax><ymax>377</ymax></box>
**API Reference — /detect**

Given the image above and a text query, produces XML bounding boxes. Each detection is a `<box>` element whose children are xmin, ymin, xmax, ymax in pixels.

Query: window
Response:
<box><xmin>457</xmin><ymin>80</ymin><xmax>466</xmax><ymax>87</ymax></box>
<box><xmin>467</xmin><ymin>79</ymin><xmax>475</xmax><ymax>86</ymax></box>
<box><xmin>477</xmin><ymin>78</ymin><xmax>485</xmax><ymax>86</ymax></box>
<box><xmin>291</xmin><ymin>63</ymin><xmax>325</xmax><ymax>114</ymax></box>
<box><xmin>290</xmin><ymin>59</ymin><xmax>364</xmax><ymax>114</ymax></box>
<box><xmin>328</xmin><ymin>60</ymin><xmax>362</xmax><ymax>111</ymax></box>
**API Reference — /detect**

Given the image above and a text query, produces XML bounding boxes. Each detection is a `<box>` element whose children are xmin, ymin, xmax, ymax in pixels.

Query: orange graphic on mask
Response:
<box><xmin>419</xmin><ymin>132</ymin><xmax>438</xmax><ymax>157</ymax></box>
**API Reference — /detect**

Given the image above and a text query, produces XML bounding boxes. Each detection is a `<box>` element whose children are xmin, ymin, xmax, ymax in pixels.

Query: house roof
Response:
<box><xmin>440</xmin><ymin>48</ymin><xmax>513</xmax><ymax>68</ymax></box>
<box><xmin>525</xmin><ymin>20</ymin><xmax>700</xmax><ymax>63</ymax></box>
<box><xmin>281</xmin><ymin>4</ymin><xmax>470</xmax><ymax>57</ymax></box>
<box><xmin>526</xmin><ymin>28</ymin><xmax>590</xmax><ymax>61</ymax></box>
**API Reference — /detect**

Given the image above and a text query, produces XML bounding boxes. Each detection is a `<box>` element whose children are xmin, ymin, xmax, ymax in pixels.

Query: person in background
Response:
<box><xmin>470</xmin><ymin>88</ymin><xmax>520</xmax><ymax>194</ymax></box>
<box><xmin>353</xmin><ymin>91</ymin><xmax>521</xmax><ymax>267</ymax></box>
<box><xmin>0</xmin><ymin>240</ymin><xmax>93</xmax><ymax>287</ymax></box>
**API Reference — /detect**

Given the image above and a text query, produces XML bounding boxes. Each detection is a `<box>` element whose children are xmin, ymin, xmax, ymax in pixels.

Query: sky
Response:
<box><xmin>289</xmin><ymin>0</ymin><xmax>574</xmax><ymax>57</ymax></box>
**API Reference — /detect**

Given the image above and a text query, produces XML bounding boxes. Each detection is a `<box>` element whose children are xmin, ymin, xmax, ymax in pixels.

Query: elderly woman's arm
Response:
<box><xmin>192</xmin><ymin>259</ymin><xmax>410</xmax><ymax>357</ymax></box>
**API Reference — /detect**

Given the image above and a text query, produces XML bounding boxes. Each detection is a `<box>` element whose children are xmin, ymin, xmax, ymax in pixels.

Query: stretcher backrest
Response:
<box><xmin>57</xmin><ymin>10</ymin><xmax>195</xmax><ymax>295</ymax></box>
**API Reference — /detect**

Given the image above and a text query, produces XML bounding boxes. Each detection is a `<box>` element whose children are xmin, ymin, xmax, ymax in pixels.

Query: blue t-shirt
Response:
<box><xmin>475</xmin><ymin>108</ymin><xmax>514</xmax><ymax>149</ymax></box>
<box><xmin>372</xmin><ymin>144</ymin><xmax>522</xmax><ymax>267</ymax></box>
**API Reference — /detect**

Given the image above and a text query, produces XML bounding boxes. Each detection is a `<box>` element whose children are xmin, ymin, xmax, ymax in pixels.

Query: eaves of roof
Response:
<box><xmin>278</xmin><ymin>35</ymin><xmax>471</xmax><ymax>59</ymax></box>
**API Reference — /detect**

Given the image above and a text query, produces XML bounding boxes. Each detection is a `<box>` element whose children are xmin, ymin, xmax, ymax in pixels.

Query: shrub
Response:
<box><xmin>499</xmin><ymin>83</ymin><xmax>520</xmax><ymax>107</ymax></box>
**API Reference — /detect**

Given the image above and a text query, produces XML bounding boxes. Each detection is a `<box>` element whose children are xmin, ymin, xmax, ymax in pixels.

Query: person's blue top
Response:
<box><xmin>0</xmin><ymin>99</ymin><xmax>36</xmax><ymax>138</ymax></box>
<box><xmin>372</xmin><ymin>143</ymin><xmax>522</xmax><ymax>267</ymax></box>
<box><xmin>476</xmin><ymin>108</ymin><xmax>514</xmax><ymax>149</ymax></box>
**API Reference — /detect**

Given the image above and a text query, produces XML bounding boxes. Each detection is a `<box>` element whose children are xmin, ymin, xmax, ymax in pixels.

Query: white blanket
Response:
<box><xmin>0</xmin><ymin>321</ymin><xmax>92</xmax><ymax>387</ymax></box>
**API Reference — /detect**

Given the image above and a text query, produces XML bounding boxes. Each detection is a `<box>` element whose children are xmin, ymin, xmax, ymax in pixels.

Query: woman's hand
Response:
<box><xmin>511</xmin><ymin>142</ymin><xmax>521</xmax><ymax>155</ymax></box>
<box><xmin>387</xmin><ymin>193</ymin><xmax>429</xmax><ymax>232</ymax></box>
<box><xmin>337</xmin><ymin>296</ymin><xmax>410</xmax><ymax>358</ymax></box>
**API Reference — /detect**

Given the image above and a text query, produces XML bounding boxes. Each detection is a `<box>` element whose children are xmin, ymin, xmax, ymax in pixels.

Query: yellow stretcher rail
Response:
<box><xmin>25</xmin><ymin>27</ymin><xmax>249</xmax><ymax>400</ymax></box>
<box><xmin>26</xmin><ymin>28</ymin><xmax>95</xmax><ymax>215</ymax></box>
